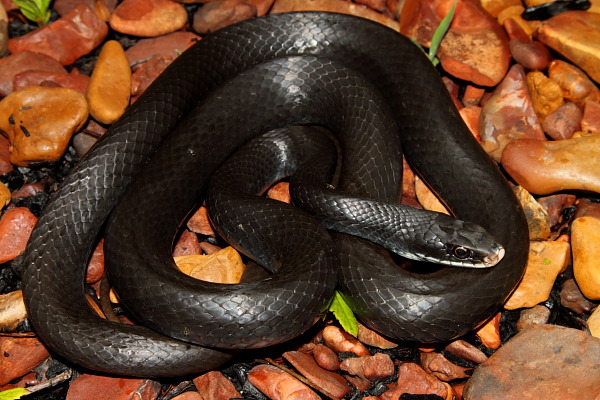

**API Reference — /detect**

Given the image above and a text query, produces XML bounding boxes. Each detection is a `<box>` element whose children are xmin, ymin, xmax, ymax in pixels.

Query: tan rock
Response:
<box><xmin>516</xmin><ymin>304</ymin><xmax>551</xmax><ymax>331</ymax></box>
<box><xmin>86</xmin><ymin>40</ymin><xmax>131</xmax><ymax>124</ymax></box>
<box><xmin>175</xmin><ymin>246</ymin><xmax>245</xmax><ymax>284</ymax></box>
<box><xmin>497</xmin><ymin>5</ymin><xmax>534</xmax><ymax>37</ymax></box>
<box><xmin>526</xmin><ymin>71</ymin><xmax>564</xmax><ymax>121</ymax></box>
<box><xmin>571</xmin><ymin>216</ymin><xmax>600</xmax><ymax>300</ymax></box>
<box><xmin>548</xmin><ymin>60</ymin><xmax>600</xmax><ymax>107</ymax></box>
<box><xmin>322</xmin><ymin>325</ymin><xmax>370</xmax><ymax>356</ymax></box>
<box><xmin>501</xmin><ymin>134</ymin><xmax>600</xmax><ymax>195</ymax></box>
<box><xmin>187</xmin><ymin>205</ymin><xmax>216</xmax><ymax>236</ymax></box>
<box><xmin>414</xmin><ymin>176</ymin><xmax>449</xmax><ymax>215</ymax></box>
<box><xmin>512</xmin><ymin>185</ymin><xmax>551</xmax><ymax>240</ymax></box>
<box><xmin>247</xmin><ymin>364</ymin><xmax>320</xmax><ymax>400</ymax></box>
<box><xmin>504</xmin><ymin>240</ymin><xmax>570</xmax><ymax>309</ymax></box>
<box><xmin>475</xmin><ymin>312</ymin><xmax>501</xmax><ymax>349</ymax></box>
<box><xmin>0</xmin><ymin>86</ymin><xmax>88</xmax><ymax>166</ymax></box>
<box><xmin>479</xmin><ymin>0</ymin><xmax>522</xmax><ymax>18</ymax></box>
<box><xmin>535</xmin><ymin>10</ymin><xmax>600</xmax><ymax>83</ymax></box>
<box><xmin>0</xmin><ymin>207</ymin><xmax>37</xmax><ymax>264</ymax></box>
<box><xmin>588</xmin><ymin>305</ymin><xmax>600</xmax><ymax>339</ymax></box>
<box><xmin>0</xmin><ymin>290</ymin><xmax>27</xmax><ymax>332</ymax></box>
<box><xmin>110</xmin><ymin>0</ymin><xmax>188</xmax><ymax>37</ymax></box>
<box><xmin>0</xmin><ymin>181</ymin><xmax>9</xmax><ymax>209</ymax></box>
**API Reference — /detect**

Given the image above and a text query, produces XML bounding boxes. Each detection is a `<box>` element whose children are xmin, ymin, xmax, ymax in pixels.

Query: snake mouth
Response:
<box><xmin>483</xmin><ymin>244</ymin><xmax>506</xmax><ymax>267</ymax></box>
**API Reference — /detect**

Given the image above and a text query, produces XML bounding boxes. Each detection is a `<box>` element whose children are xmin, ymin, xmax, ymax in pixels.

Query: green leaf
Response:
<box><xmin>12</xmin><ymin>0</ymin><xmax>51</xmax><ymax>26</ymax></box>
<box><xmin>329</xmin><ymin>290</ymin><xmax>359</xmax><ymax>337</ymax></box>
<box><xmin>428</xmin><ymin>0</ymin><xmax>457</xmax><ymax>64</ymax></box>
<box><xmin>0</xmin><ymin>388</ymin><xmax>30</xmax><ymax>400</ymax></box>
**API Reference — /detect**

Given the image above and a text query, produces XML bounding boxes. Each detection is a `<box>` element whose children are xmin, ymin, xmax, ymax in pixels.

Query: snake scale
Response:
<box><xmin>17</xmin><ymin>12</ymin><xmax>529</xmax><ymax>377</ymax></box>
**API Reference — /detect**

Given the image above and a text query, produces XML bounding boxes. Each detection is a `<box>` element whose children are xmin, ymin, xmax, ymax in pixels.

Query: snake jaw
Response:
<box><xmin>482</xmin><ymin>243</ymin><xmax>506</xmax><ymax>267</ymax></box>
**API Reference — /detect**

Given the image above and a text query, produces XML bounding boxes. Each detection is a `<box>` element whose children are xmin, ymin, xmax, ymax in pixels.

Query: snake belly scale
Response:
<box><xmin>17</xmin><ymin>12</ymin><xmax>529</xmax><ymax>377</ymax></box>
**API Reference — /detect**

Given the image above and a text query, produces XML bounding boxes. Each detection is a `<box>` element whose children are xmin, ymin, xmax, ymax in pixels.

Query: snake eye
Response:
<box><xmin>452</xmin><ymin>246</ymin><xmax>472</xmax><ymax>260</ymax></box>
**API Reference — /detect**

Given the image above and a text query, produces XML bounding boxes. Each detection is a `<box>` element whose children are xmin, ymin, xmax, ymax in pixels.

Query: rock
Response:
<box><xmin>588</xmin><ymin>306</ymin><xmax>600</xmax><ymax>339</ymax></box>
<box><xmin>86</xmin><ymin>40</ymin><xmax>131</xmax><ymax>124</ymax></box>
<box><xmin>574</xmin><ymin>197</ymin><xmax>600</xmax><ymax>220</ymax></box>
<box><xmin>321</xmin><ymin>325</ymin><xmax>370</xmax><ymax>356</ymax></box>
<box><xmin>400</xmin><ymin>0</ymin><xmax>510</xmax><ymax>86</ymax></box>
<box><xmin>10</xmin><ymin>182</ymin><xmax>44</xmax><ymax>202</ymax></box>
<box><xmin>110</xmin><ymin>0</ymin><xmax>188</xmax><ymax>37</ymax></box>
<box><xmin>501</xmin><ymin>134</ymin><xmax>600</xmax><ymax>194</ymax></box>
<box><xmin>0</xmin><ymin>181</ymin><xmax>9</xmax><ymax>209</ymax></box>
<box><xmin>541</xmin><ymin>102</ymin><xmax>582</xmax><ymax>139</ymax></box>
<box><xmin>66</xmin><ymin>374</ymin><xmax>161</xmax><ymax>400</ymax></box>
<box><xmin>13</xmin><ymin>69</ymin><xmax>90</xmax><ymax>96</ymax></box>
<box><xmin>0</xmin><ymin>336</ymin><xmax>50</xmax><ymax>386</ymax></box>
<box><xmin>266</xmin><ymin>181</ymin><xmax>290</xmax><ymax>203</ymax></box>
<box><xmin>171</xmin><ymin>392</ymin><xmax>202</xmax><ymax>400</ymax></box>
<box><xmin>0</xmin><ymin>86</ymin><xmax>88</xmax><ymax>166</ymax></box>
<box><xmin>479</xmin><ymin>0</ymin><xmax>522</xmax><ymax>18</ymax></box>
<box><xmin>479</xmin><ymin>64</ymin><xmax>545</xmax><ymax>161</ymax></box>
<box><xmin>415</xmin><ymin>176</ymin><xmax>450</xmax><ymax>214</ymax></box>
<box><xmin>444</xmin><ymin>340</ymin><xmax>488</xmax><ymax>364</ymax></box>
<box><xmin>175</xmin><ymin>246</ymin><xmax>245</xmax><ymax>284</ymax></box>
<box><xmin>475</xmin><ymin>312</ymin><xmax>501</xmax><ymax>349</ymax></box>
<box><xmin>463</xmin><ymin>325</ymin><xmax>600</xmax><ymax>400</ymax></box>
<box><xmin>193</xmin><ymin>371</ymin><xmax>241</xmax><ymax>400</ymax></box>
<box><xmin>382</xmin><ymin>362</ymin><xmax>450</xmax><ymax>400</ymax></box>
<box><xmin>192</xmin><ymin>0</ymin><xmax>257</xmax><ymax>34</ymax></box>
<box><xmin>560</xmin><ymin>278</ymin><xmax>595</xmax><ymax>315</ymax></box>
<box><xmin>0</xmin><ymin>2</ymin><xmax>7</xmax><ymax>56</ymax></box>
<box><xmin>0</xmin><ymin>207</ymin><xmax>37</xmax><ymax>263</ymax></box>
<box><xmin>516</xmin><ymin>304</ymin><xmax>551</xmax><ymax>331</ymax></box>
<box><xmin>497</xmin><ymin>5</ymin><xmax>534</xmax><ymax>37</ymax></box>
<box><xmin>173</xmin><ymin>230</ymin><xmax>201</xmax><ymax>257</ymax></box>
<box><xmin>548</xmin><ymin>60</ymin><xmax>600</xmax><ymax>107</ymax></box>
<box><xmin>53</xmin><ymin>0</ymin><xmax>118</xmax><ymax>16</ymax></box>
<box><xmin>512</xmin><ymin>186</ymin><xmax>551</xmax><ymax>239</ymax></box>
<box><xmin>312</xmin><ymin>343</ymin><xmax>340</xmax><ymax>371</ymax></box>
<box><xmin>0</xmin><ymin>51</ymin><xmax>66</xmax><ymax>97</ymax></box>
<box><xmin>247</xmin><ymin>364</ymin><xmax>320</xmax><ymax>400</ymax></box>
<box><xmin>509</xmin><ymin>37</ymin><xmax>551</xmax><ymax>71</ymax></box>
<box><xmin>571</xmin><ymin>216</ymin><xmax>600</xmax><ymax>300</ymax></box>
<box><xmin>535</xmin><ymin>10</ymin><xmax>600</xmax><ymax>83</ymax></box>
<box><xmin>502</xmin><ymin>16</ymin><xmax>531</xmax><ymax>41</ymax></box>
<box><xmin>459</xmin><ymin>105</ymin><xmax>483</xmax><ymax>141</ymax></box>
<box><xmin>125</xmin><ymin>31</ymin><xmax>200</xmax><ymax>66</ymax></box>
<box><xmin>420</xmin><ymin>352</ymin><xmax>471</xmax><ymax>381</ymax></box>
<box><xmin>526</xmin><ymin>71</ymin><xmax>564</xmax><ymax>122</ymax></box>
<box><xmin>536</xmin><ymin>193</ymin><xmax>577</xmax><ymax>228</ymax></box>
<box><xmin>283</xmin><ymin>351</ymin><xmax>350</xmax><ymax>398</ymax></box>
<box><xmin>339</xmin><ymin>352</ymin><xmax>394</xmax><ymax>381</ymax></box>
<box><xmin>7</xmin><ymin>4</ymin><xmax>108</xmax><ymax>66</ymax></box>
<box><xmin>270</xmin><ymin>0</ymin><xmax>400</xmax><ymax>32</ymax></box>
<box><xmin>0</xmin><ymin>135</ymin><xmax>11</xmax><ymax>175</ymax></box>
<box><xmin>504</xmin><ymin>240</ymin><xmax>570</xmax><ymax>309</ymax></box>
<box><xmin>131</xmin><ymin>56</ymin><xmax>172</xmax><ymax>101</ymax></box>
<box><xmin>187</xmin><ymin>206</ymin><xmax>216</xmax><ymax>236</ymax></box>
<box><xmin>582</xmin><ymin>100</ymin><xmax>600</xmax><ymax>133</ymax></box>
<box><xmin>86</xmin><ymin>240</ymin><xmax>105</xmax><ymax>284</ymax></box>
<box><xmin>356</xmin><ymin>322</ymin><xmax>398</xmax><ymax>349</ymax></box>
<box><xmin>0</xmin><ymin>290</ymin><xmax>27</xmax><ymax>332</ymax></box>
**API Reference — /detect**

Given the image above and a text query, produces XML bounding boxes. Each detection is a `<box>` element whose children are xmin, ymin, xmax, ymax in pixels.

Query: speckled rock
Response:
<box><xmin>464</xmin><ymin>325</ymin><xmax>600</xmax><ymax>400</ymax></box>
<box><xmin>512</xmin><ymin>185</ymin><xmax>551</xmax><ymax>239</ymax></box>
<box><xmin>504</xmin><ymin>240</ymin><xmax>570</xmax><ymax>309</ymax></box>
<box><xmin>501</xmin><ymin>134</ymin><xmax>600</xmax><ymax>195</ymax></box>
<box><xmin>541</xmin><ymin>101</ymin><xmax>582</xmax><ymax>139</ymax></box>
<box><xmin>248</xmin><ymin>364</ymin><xmax>320</xmax><ymax>400</ymax></box>
<box><xmin>0</xmin><ymin>51</ymin><xmax>65</xmax><ymax>97</ymax></box>
<box><xmin>7</xmin><ymin>4</ymin><xmax>108</xmax><ymax>65</ymax></box>
<box><xmin>0</xmin><ymin>86</ymin><xmax>88</xmax><ymax>166</ymax></box>
<box><xmin>192</xmin><ymin>0</ymin><xmax>257</xmax><ymax>34</ymax></box>
<box><xmin>65</xmin><ymin>374</ymin><xmax>161</xmax><ymax>400</ymax></box>
<box><xmin>0</xmin><ymin>207</ymin><xmax>37</xmax><ymax>263</ymax></box>
<box><xmin>479</xmin><ymin>64</ymin><xmax>545</xmax><ymax>161</ymax></box>
<box><xmin>86</xmin><ymin>40</ymin><xmax>131</xmax><ymax>124</ymax></box>
<box><xmin>110</xmin><ymin>0</ymin><xmax>188</xmax><ymax>37</ymax></box>
<box><xmin>571</xmin><ymin>216</ymin><xmax>600</xmax><ymax>300</ymax></box>
<box><xmin>0</xmin><ymin>336</ymin><xmax>49</xmax><ymax>386</ymax></box>
<box><xmin>526</xmin><ymin>70</ymin><xmax>564</xmax><ymax>121</ymax></box>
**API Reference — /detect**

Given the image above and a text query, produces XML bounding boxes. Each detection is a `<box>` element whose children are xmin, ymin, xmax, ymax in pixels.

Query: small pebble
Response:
<box><xmin>504</xmin><ymin>240</ymin><xmax>570</xmax><ymax>309</ymax></box>
<box><xmin>420</xmin><ymin>352</ymin><xmax>471</xmax><ymax>381</ymax></box>
<box><xmin>560</xmin><ymin>278</ymin><xmax>595</xmax><ymax>316</ymax></box>
<box><xmin>548</xmin><ymin>60</ymin><xmax>600</xmax><ymax>106</ymax></box>
<box><xmin>571</xmin><ymin>216</ymin><xmax>600</xmax><ymax>300</ymax></box>
<box><xmin>312</xmin><ymin>343</ymin><xmax>340</xmax><ymax>371</ymax></box>
<box><xmin>444</xmin><ymin>340</ymin><xmax>488</xmax><ymax>364</ymax></box>
<box><xmin>65</xmin><ymin>374</ymin><xmax>160</xmax><ymax>400</ymax></box>
<box><xmin>283</xmin><ymin>351</ymin><xmax>350</xmax><ymax>398</ymax></box>
<box><xmin>384</xmin><ymin>362</ymin><xmax>450</xmax><ymax>400</ymax></box>
<box><xmin>516</xmin><ymin>304</ymin><xmax>551</xmax><ymax>331</ymax></box>
<box><xmin>339</xmin><ymin>352</ymin><xmax>394</xmax><ymax>381</ymax></box>
<box><xmin>509</xmin><ymin>37</ymin><xmax>551</xmax><ymax>71</ymax></box>
<box><xmin>187</xmin><ymin>206</ymin><xmax>216</xmax><ymax>236</ymax></box>
<box><xmin>0</xmin><ymin>336</ymin><xmax>50</xmax><ymax>387</ymax></box>
<box><xmin>0</xmin><ymin>207</ymin><xmax>37</xmax><ymax>264</ymax></box>
<box><xmin>247</xmin><ymin>364</ymin><xmax>320</xmax><ymax>400</ymax></box>
<box><xmin>193</xmin><ymin>0</ymin><xmax>257</xmax><ymax>34</ymax></box>
<box><xmin>322</xmin><ymin>325</ymin><xmax>370</xmax><ymax>356</ymax></box>
<box><xmin>86</xmin><ymin>40</ymin><xmax>131</xmax><ymax>124</ymax></box>
<box><xmin>193</xmin><ymin>371</ymin><xmax>241</xmax><ymax>400</ymax></box>
<box><xmin>582</xmin><ymin>100</ymin><xmax>600</xmax><ymax>133</ymax></box>
<box><xmin>541</xmin><ymin>102</ymin><xmax>582</xmax><ymax>139</ymax></box>
<box><xmin>0</xmin><ymin>51</ymin><xmax>65</xmax><ymax>97</ymax></box>
<box><xmin>110</xmin><ymin>0</ymin><xmax>188</xmax><ymax>37</ymax></box>
<box><xmin>526</xmin><ymin>70</ymin><xmax>564</xmax><ymax>122</ymax></box>
<box><xmin>475</xmin><ymin>312</ymin><xmax>501</xmax><ymax>349</ymax></box>
<box><xmin>512</xmin><ymin>186</ymin><xmax>551</xmax><ymax>240</ymax></box>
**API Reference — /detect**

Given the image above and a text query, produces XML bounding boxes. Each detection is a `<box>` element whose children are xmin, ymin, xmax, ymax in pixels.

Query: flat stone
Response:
<box><xmin>125</xmin><ymin>31</ymin><xmax>200</xmax><ymax>66</ymax></box>
<box><xmin>420</xmin><ymin>352</ymin><xmax>471</xmax><ymax>381</ymax></box>
<box><xmin>475</xmin><ymin>312</ymin><xmax>501</xmax><ymax>349</ymax></box>
<box><xmin>86</xmin><ymin>40</ymin><xmax>131</xmax><ymax>124</ymax></box>
<box><xmin>110</xmin><ymin>0</ymin><xmax>188</xmax><ymax>37</ymax></box>
<box><xmin>582</xmin><ymin>100</ymin><xmax>600</xmax><ymax>133</ymax></box>
<box><xmin>526</xmin><ymin>70</ymin><xmax>564</xmax><ymax>122</ymax></box>
<box><xmin>247</xmin><ymin>364</ymin><xmax>320</xmax><ymax>400</ymax></box>
<box><xmin>536</xmin><ymin>193</ymin><xmax>577</xmax><ymax>228</ymax></box>
<box><xmin>541</xmin><ymin>101</ymin><xmax>582</xmax><ymax>140</ymax></box>
<box><xmin>8</xmin><ymin>4</ymin><xmax>108</xmax><ymax>65</ymax></box>
<box><xmin>193</xmin><ymin>371</ymin><xmax>241</xmax><ymax>400</ymax></box>
<box><xmin>0</xmin><ymin>86</ymin><xmax>88</xmax><ymax>166</ymax></box>
<box><xmin>400</xmin><ymin>0</ymin><xmax>510</xmax><ymax>86</ymax></box>
<box><xmin>283</xmin><ymin>351</ymin><xmax>350</xmax><ymax>398</ymax></box>
<box><xmin>66</xmin><ymin>374</ymin><xmax>161</xmax><ymax>400</ymax></box>
<box><xmin>571</xmin><ymin>216</ymin><xmax>600</xmax><ymax>300</ymax></box>
<box><xmin>512</xmin><ymin>185</ymin><xmax>551</xmax><ymax>240</ymax></box>
<box><xmin>504</xmin><ymin>240</ymin><xmax>570</xmax><ymax>309</ymax></box>
<box><xmin>187</xmin><ymin>206</ymin><xmax>215</xmax><ymax>236</ymax></box>
<box><xmin>535</xmin><ymin>10</ymin><xmax>600</xmax><ymax>83</ymax></box>
<box><xmin>13</xmin><ymin>69</ymin><xmax>90</xmax><ymax>96</ymax></box>
<box><xmin>516</xmin><ymin>304</ymin><xmax>551</xmax><ymax>331</ymax></box>
<box><xmin>192</xmin><ymin>0</ymin><xmax>257</xmax><ymax>34</ymax></box>
<box><xmin>0</xmin><ymin>336</ymin><xmax>49</xmax><ymax>386</ymax></box>
<box><xmin>175</xmin><ymin>246</ymin><xmax>244</xmax><ymax>284</ymax></box>
<box><xmin>0</xmin><ymin>51</ymin><xmax>65</xmax><ymax>97</ymax></box>
<box><xmin>463</xmin><ymin>325</ymin><xmax>600</xmax><ymax>400</ymax></box>
<box><xmin>322</xmin><ymin>325</ymin><xmax>370</xmax><ymax>356</ymax></box>
<box><xmin>0</xmin><ymin>207</ymin><xmax>37</xmax><ymax>263</ymax></box>
<box><xmin>560</xmin><ymin>278</ymin><xmax>595</xmax><ymax>315</ymax></box>
<box><xmin>479</xmin><ymin>64</ymin><xmax>545</xmax><ymax>161</ymax></box>
<box><xmin>381</xmin><ymin>362</ymin><xmax>450</xmax><ymax>400</ymax></box>
<box><xmin>548</xmin><ymin>60</ymin><xmax>600</xmax><ymax>107</ymax></box>
<box><xmin>501</xmin><ymin>134</ymin><xmax>600</xmax><ymax>194</ymax></box>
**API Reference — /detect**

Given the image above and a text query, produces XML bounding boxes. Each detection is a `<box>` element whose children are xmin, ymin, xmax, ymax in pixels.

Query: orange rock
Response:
<box><xmin>192</xmin><ymin>0</ymin><xmax>257</xmax><ymax>34</ymax></box>
<box><xmin>356</xmin><ymin>322</ymin><xmax>398</xmax><ymax>349</ymax></box>
<box><xmin>86</xmin><ymin>239</ymin><xmax>104</xmax><ymax>284</ymax></box>
<box><xmin>475</xmin><ymin>312</ymin><xmax>501</xmax><ymax>349</ymax></box>
<box><xmin>444</xmin><ymin>340</ymin><xmax>488</xmax><ymax>364</ymax></box>
<box><xmin>110</xmin><ymin>0</ymin><xmax>188</xmax><ymax>37</ymax></box>
<box><xmin>322</xmin><ymin>325</ymin><xmax>370</xmax><ymax>356</ymax></box>
<box><xmin>7</xmin><ymin>4</ymin><xmax>108</xmax><ymax>65</ymax></box>
<box><xmin>187</xmin><ymin>206</ymin><xmax>215</xmax><ymax>236</ymax></box>
<box><xmin>415</xmin><ymin>176</ymin><xmax>449</xmax><ymax>214</ymax></box>
<box><xmin>175</xmin><ymin>246</ymin><xmax>245</xmax><ymax>284</ymax></box>
<box><xmin>312</xmin><ymin>343</ymin><xmax>340</xmax><ymax>371</ymax></box>
<box><xmin>478</xmin><ymin>0</ymin><xmax>522</xmax><ymax>18</ymax></box>
<box><xmin>0</xmin><ymin>207</ymin><xmax>37</xmax><ymax>263</ymax></box>
<box><xmin>339</xmin><ymin>352</ymin><xmax>395</xmax><ymax>381</ymax></box>
<box><xmin>512</xmin><ymin>186</ymin><xmax>551</xmax><ymax>240</ymax></box>
<box><xmin>247</xmin><ymin>0</ymin><xmax>274</xmax><ymax>15</ymax></box>
<box><xmin>582</xmin><ymin>100</ymin><xmax>600</xmax><ymax>133</ymax></box>
<box><xmin>497</xmin><ymin>5</ymin><xmax>534</xmax><ymax>37</ymax></box>
<box><xmin>548</xmin><ymin>60</ymin><xmax>600</xmax><ymax>107</ymax></box>
<box><xmin>173</xmin><ymin>229</ymin><xmax>201</xmax><ymax>257</ymax></box>
<box><xmin>0</xmin><ymin>86</ymin><xmax>88</xmax><ymax>166</ymax></box>
<box><xmin>0</xmin><ymin>336</ymin><xmax>50</xmax><ymax>386</ymax></box>
<box><xmin>66</xmin><ymin>374</ymin><xmax>161</xmax><ymax>400</ymax></box>
<box><xmin>462</xmin><ymin>86</ymin><xmax>485</xmax><ymax>107</ymax></box>
<box><xmin>0</xmin><ymin>181</ymin><xmax>9</xmax><ymax>209</ymax></box>
<box><xmin>283</xmin><ymin>351</ymin><xmax>350</xmax><ymax>398</ymax></box>
<box><xmin>420</xmin><ymin>352</ymin><xmax>471</xmax><ymax>381</ymax></box>
<box><xmin>0</xmin><ymin>135</ymin><xmax>12</xmax><ymax>175</ymax></box>
<box><xmin>458</xmin><ymin>105</ymin><xmax>482</xmax><ymax>141</ymax></box>
<box><xmin>0</xmin><ymin>51</ymin><xmax>65</xmax><ymax>97</ymax></box>
<box><xmin>526</xmin><ymin>71</ymin><xmax>564</xmax><ymax>121</ymax></box>
<box><xmin>86</xmin><ymin>40</ymin><xmax>131</xmax><ymax>124</ymax></box>
<box><xmin>501</xmin><ymin>134</ymin><xmax>600</xmax><ymax>194</ymax></box>
<box><xmin>502</xmin><ymin>16</ymin><xmax>531</xmax><ymax>40</ymax></box>
<box><xmin>270</xmin><ymin>0</ymin><xmax>400</xmax><ymax>32</ymax></box>
<box><xmin>571</xmin><ymin>216</ymin><xmax>600</xmax><ymax>300</ymax></box>
<box><xmin>388</xmin><ymin>362</ymin><xmax>450</xmax><ymax>400</ymax></box>
<box><xmin>479</xmin><ymin>64</ymin><xmax>545</xmax><ymax>161</ymax></box>
<box><xmin>193</xmin><ymin>371</ymin><xmax>241</xmax><ymax>400</ymax></box>
<box><xmin>247</xmin><ymin>364</ymin><xmax>320</xmax><ymax>400</ymax></box>
<box><xmin>267</xmin><ymin>181</ymin><xmax>291</xmax><ymax>203</ymax></box>
<box><xmin>504</xmin><ymin>240</ymin><xmax>570</xmax><ymax>309</ymax></box>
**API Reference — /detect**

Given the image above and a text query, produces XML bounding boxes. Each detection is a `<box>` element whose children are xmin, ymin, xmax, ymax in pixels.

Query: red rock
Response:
<box><xmin>509</xmin><ymin>38</ymin><xmax>551</xmax><ymax>71</ymax></box>
<box><xmin>560</xmin><ymin>278</ymin><xmax>595</xmax><ymax>316</ymax></box>
<box><xmin>0</xmin><ymin>336</ymin><xmax>50</xmax><ymax>386</ymax></box>
<box><xmin>459</xmin><ymin>105</ymin><xmax>482</xmax><ymax>141</ymax></box>
<box><xmin>322</xmin><ymin>325</ymin><xmax>370</xmax><ymax>356</ymax></box>
<box><xmin>421</xmin><ymin>352</ymin><xmax>471</xmax><ymax>381</ymax></box>
<box><xmin>10</xmin><ymin>182</ymin><xmax>44</xmax><ymax>201</ymax></box>
<box><xmin>66</xmin><ymin>374</ymin><xmax>161</xmax><ymax>400</ymax></box>
<box><xmin>110</xmin><ymin>0</ymin><xmax>188</xmax><ymax>37</ymax></box>
<box><xmin>582</xmin><ymin>100</ymin><xmax>600</xmax><ymax>133</ymax></box>
<box><xmin>267</xmin><ymin>181</ymin><xmax>290</xmax><ymax>203</ymax></box>
<box><xmin>356</xmin><ymin>322</ymin><xmax>397</xmax><ymax>349</ymax></box>
<box><xmin>171</xmin><ymin>392</ymin><xmax>202</xmax><ymax>400</ymax></box>
<box><xmin>0</xmin><ymin>0</ymin><xmax>17</xmax><ymax>12</ymax></box>
<box><xmin>247</xmin><ymin>0</ymin><xmax>274</xmax><ymax>15</ymax></box>
<box><xmin>0</xmin><ymin>2</ymin><xmax>7</xmax><ymax>57</ymax></box>
<box><xmin>131</xmin><ymin>56</ymin><xmax>173</xmax><ymax>100</ymax></box>
<box><xmin>479</xmin><ymin>64</ymin><xmax>545</xmax><ymax>161</ymax></box>
<box><xmin>86</xmin><ymin>239</ymin><xmax>105</xmax><ymax>284</ymax></box>
<box><xmin>247</xmin><ymin>364</ymin><xmax>320</xmax><ymax>400</ymax></box>
<box><xmin>312</xmin><ymin>343</ymin><xmax>340</xmax><ymax>371</ymax></box>
<box><xmin>187</xmin><ymin>206</ymin><xmax>216</xmax><ymax>236</ymax></box>
<box><xmin>536</xmin><ymin>193</ymin><xmax>576</xmax><ymax>228</ymax></box>
<box><xmin>13</xmin><ymin>69</ymin><xmax>90</xmax><ymax>96</ymax></box>
<box><xmin>193</xmin><ymin>0</ymin><xmax>257</xmax><ymax>34</ymax></box>
<box><xmin>340</xmin><ymin>352</ymin><xmax>395</xmax><ymax>381</ymax></box>
<box><xmin>0</xmin><ymin>135</ymin><xmax>13</xmax><ymax>175</ymax></box>
<box><xmin>0</xmin><ymin>51</ymin><xmax>66</xmax><ymax>97</ymax></box>
<box><xmin>463</xmin><ymin>325</ymin><xmax>600</xmax><ymax>400</ymax></box>
<box><xmin>384</xmin><ymin>362</ymin><xmax>449</xmax><ymax>400</ymax></box>
<box><xmin>400</xmin><ymin>0</ymin><xmax>510</xmax><ymax>86</ymax></box>
<box><xmin>173</xmin><ymin>230</ymin><xmax>201</xmax><ymax>257</ymax></box>
<box><xmin>53</xmin><ymin>0</ymin><xmax>118</xmax><ymax>16</ymax></box>
<box><xmin>125</xmin><ymin>31</ymin><xmax>200</xmax><ymax>66</ymax></box>
<box><xmin>541</xmin><ymin>102</ymin><xmax>582</xmax><ymax>140</ymax></box>
<box><xmin>8</xmin><ymin>4</ymin><xmax>108</xmax><ymax>66</ymax></box>
<box><xmin>283</xmin><ymin>351</ymin><xmax>350</xmax><ymax>398</ymax></box>
<box><xmin>354</xmin><ymin>0</ymin><xmax>386</xmax><ymax>12</ymax></box>
<box><xmin>193</xmin><ymin>371</ymin><xmax>241</xmax><ymax>400</ymax></box>
<box><xmin>0</xmin><ymin>207</ymin><xmax>37</xmax><ymax>263</ymax></box>
<box><xmin>444</xmin><ymin>340</ymin><xmax>488</xmax><ymax>364</ymax></box>
<box><xmin>462</xmin><ymin>86</ymin><xmax>485</xmax><ymax>107</ymax></box>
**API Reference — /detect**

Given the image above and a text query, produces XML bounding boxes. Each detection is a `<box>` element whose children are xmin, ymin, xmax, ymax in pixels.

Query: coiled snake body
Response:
<box><xmin>18</xmin><ymin>12</ymin><xmax>529</xmax><ymax>377</ymax></box>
